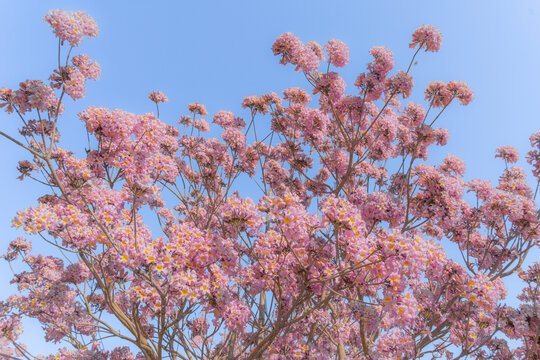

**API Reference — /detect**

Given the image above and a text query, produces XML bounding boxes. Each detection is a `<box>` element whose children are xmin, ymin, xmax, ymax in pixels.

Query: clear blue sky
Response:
<box><xmin>1</xmin><ymin>0</ymin><xmax>539</xmax><ymax>355</ymax></box>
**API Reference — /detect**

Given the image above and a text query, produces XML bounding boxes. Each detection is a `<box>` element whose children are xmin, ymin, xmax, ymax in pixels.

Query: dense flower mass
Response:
<box><xmin>496</xmin><ymin>145</ymin><xmax>520</xmax><ymax>163</ymax></box>
<box><xmin>44</xmin><ymin>9</ymin><xmax>98</xmax><ymax>46</ymax></box>
<box><xmin>1</xmin><ymin>10</ymin><xmax>539</xmax><ymax>360</ymax></box>
<box><xmin>325</xmin><ymin>39</ymin><xmax>350</xmax><ymax>67</ymax></box>
<box><xmin>187</xmin><ymin>102</ymin><xmax>207</xmax><ymax>116</ymax></box>
<box><xmin>410</xmin><ymin>24</ymin><xmax>443</xmax><ymax>52</ymax></box>
<box><xmin>425</xmin><ymin>80</ymin><xmax>453</xmax><ymax>107</ymax></box>
<box><xmin>72</xmin><ymin>54</ymin><xmax>101</xmax><ymax>80</ymax></box>
<box><xmin>386</xmin><ymin>70</ymin><xmax>414</xmax><ymax>98</ymax></box>
<box><xmin>283</xmin><ymin>87</ymin><xmax>311</xmax><ymax>104</ymax></box>
<box><xmin>272</xmin><ymin>32</ymin><xmax>322</xmax><ymax>73</ymax></box>
<box><xmin>447</xmin><ymin>80</ymin><xmax>474</xmax><ymax>105</ymax></box>
<box><xmin>11</xmin><ymin>80</ymin><xmax>63</xmax><ymax>115</ymax></box>
<box><xmin>368</xmin><ymin>46</ymin><xmax>395</xmax><ymax>77</ymax></box>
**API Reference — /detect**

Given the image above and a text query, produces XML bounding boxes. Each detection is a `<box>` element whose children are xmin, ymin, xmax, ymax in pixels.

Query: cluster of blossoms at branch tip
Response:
<box><xmin>386</xmin><ymin>71</ymin><xmax>414</xmax><ymax>98</ymax></box>
<box><xmin>72</xmin><ymin>54</ymin><xmax>101</xmax><ymax>80</ymax></box>
<box><xmin>496</xmin><ymin>145</ymin><xmax>519</xmax><ymax>164</ymax></box>
<box><xmin>49</xmin><ymin>55</ymin><xmax>101</xmax><ymax>101</ymax></box>
<box><xmin>212</xmin><ymin>110</ymin><xmax>245</xmax><ymax>129</ymax></box>
<box><xmin>148</xmin><ymin>90</ymin><xmax>168</xmax><ymax>104</ymax></box>
<box><xmin>324</xmin><ymin>39</ymin><xmax>350</xmax><ymax>68</ymax></box>
<box><xmin>272</xmin><ymin>32</ymin><xmax>322</xmax><ymax>73</ymax></box>
<box><xmin>2</xmin><ymin>237</ymin><xmax>31</xmax><ymax>261</ymax></box>
<box><xmin>368</xmin><ymin>46</ymin><xmax>395</xmax><ymax>77</ymax></box>
<box><xmin>447</xmin><ymin>80</ymin><xmax>474</xmax><ymax>105</ymax></box>
<box><xmin>44</xmin><ymin>9</ymin><xmax>98</xmax><ymax>46</ymax></box>
<box><xmin>424</xmin><ymin>80</ymin><xmax>450</xmax><ymax>107</ymax></box>
<box><xmin>410</xmin><ymin>24</ymin><xmax>443</xmax><ymax>52</ymax></box>
<box><xmin>187</xmin><ymin>102</ymin><xmax>207</xmax><ymax>116</ymax></box>
<box><xmin>1</xmin><ymin>80</ymin><xmax>64</xmax><ymax>115</ymax></box>
<box><xmin>283</xmin><ymin>87</ymin><xmax>311</xmax><ymax>104</ymax></box>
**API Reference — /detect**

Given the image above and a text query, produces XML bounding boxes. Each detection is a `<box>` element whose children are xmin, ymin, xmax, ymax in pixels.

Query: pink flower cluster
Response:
<box><xmin>325</xmin><ymin>39</ymin><xmax>350</xmax><ymax>67</ymax></box>
<box><xmin>63</xmin><ymin>66</ymin><xmax>86</xmax><ymax>99</ymax></box>
<box><xmin>401</xmin><ymin>102</ymin><xmax>426</xmax><ymax>127</ymax></box>
<box><xmin>410</xmin><ymin>24</ymin><xmax>443</xmax><ymax>52</ymax></box>
<box><xmin>353</xmin><ymin>46</ymin><xmax>395</xmax><ymax>101</ymax></box>
<box><xmin>386</xmin><ymin>70</ymin><xmax>414</xmax><ymax>98</ymax></box>
<box><xmin>527</xmin><ymin>131</ymin><xmax>540</xmax><ymax>179</ymax></box>
<box><xmin>440</xmin><ymin>154</ymin><xmax>466</xmax><ymax>176</ymax></box>
<box><xmin>2</xmin><ymin>237</ymin><xmax>31</xmax><ymax>261</ymax></box>
<box><xmin>44</xmin><ymin>9</ymin><xmax>98</xmax><ymax>46</ymax></box>
<box><xmin>425</xmin><ymin>80</ymin><xmax>453</xmax><ymax>107</ymax></box>
<box><xmin>242</xmin><ymin>95</ymin><xmax>269</xmax><ymax>114</ymax></box>
<box><xmin>47</xmin><ymin>346</ymin><xmax>142</xmax><ymax>360</ymax></box>
<box><xmin>72</xmin><ymin>54</ymin><xmax>101</xmax><ymax>80</ymax></box>
<box><xmin>187</xmin><ymin>102</ymin><xmax>207</xmax><ymax>116</ymax></box>
<box><xmin>0</xmin><ymin>87</ymin><xmax>15</xmax><ymax>113</ymax></box>
<box><xmin>370</xmin><ymin>47</ymin><xmax>395</xmax><ymax>78</ymax></box>
<box><xmin>495</xmin><ymin>145</ymin><xmax>519</xmax><ymax>164</ymax></box>
<box><xmin>212</xmin><ymin>110</ymin><xmax>245</xmax><ymax>129</ymax></box>
<box><xmin>221</xmin><ymin>127</ymin><xmax>247</xmax><ymax>153</ymax></box>
<box><xmin>283</xmin><ymin>87</ymin><xmax>311</xmax><ymax>104</ymax></box>
<box><xmin>148</xmin><ymin>90</ymin><xmax>168</xmax><ymax>103</ymax></box>
<box><xmin>315</xmin><ymin>72</ymin><xmax>347</xmax><ymax>106</ymax></box>
<box><xmin>447</xmin><ymin>80</ymin><xmax>474</xmax><ymax>105</ymax></box>
<box><xmin>272</xmin><ymin>32</ymin><xmax>322</xmax><ymax>73</ymax></box>
<box><xmin>424</xmin><ymin>80</ymin><xmax>474</xmax><ymax>107</ymax></box>
<box><xmin>10</xmin><ymin>80</ymin><xmax>61</xmax><ymax>115</ymax></box>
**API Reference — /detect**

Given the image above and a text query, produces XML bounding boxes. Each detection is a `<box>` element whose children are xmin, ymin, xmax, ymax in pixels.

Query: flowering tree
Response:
<box><xmin>1</xmin><ymin>9</ymin><xmax>540</xmax><ymax>360</ymax></box>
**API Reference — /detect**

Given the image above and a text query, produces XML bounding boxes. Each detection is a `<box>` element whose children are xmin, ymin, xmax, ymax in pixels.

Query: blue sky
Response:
<box><xmin>1</xmin><ymin>0</ymin><xmax>539</xmax><ymax>355</ymax></box>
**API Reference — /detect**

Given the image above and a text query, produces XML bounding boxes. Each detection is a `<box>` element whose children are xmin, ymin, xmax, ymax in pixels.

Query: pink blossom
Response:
<box><xmin>368</xmin><ymin>46</ymin><xmax>395</xmax><ymax>76</ymax></box>
<box><xmin>187</xmin><ymin>102</ymin><xmax>207</xmax><ymax>116</ymax></box>
<box><xmin>72</xmin><ymin>54</ymin><xmax>101</xmax><ymax>80</ymax></box>
<box><xmin>2</xmin><ymin>237</ymin><xmax>32</xmax><ymax>261</ymax></box>
<box><xmin>401</xmin><ymin>102</ymin><xmax>426</xmax><ymax>127</ymax></box>
<box><xmin>261</xmin><ymin>91</ymin><xmax>282</xmax><ymax>107</ymax></box>
<box><xmin>13</xmin><ymin>80</ymin><xmax>62</xmax><ymax>115</ymax></box>
<box><xmin>44</xmin><ymin>9</ymin><xmax>98</xmax><ymax>46</ymax></box>
<box><xmin>272</xmin><ymin>32</ymin><xmax>321</xmax><ymax>73</ymax></box>
<box><xmin>495</xmin><ymin>145</ymin><xmax>519</xmax><ymax>163</ymax></box>
<box><xmin>263</xmin><ymin>159</ymin><xmax>290</xmax><ymax>187</ymax></box>
<box><xmin>148</xmin><ymin>90</ymin><xmax>168</xmax><ymax>103</ymax></box>
<box><xmin>447</xmin><ymin>80</ymin><xmax>474</xmax><ymax>105</ymax></box>
<box><xmin>63</xmin><ymin>67</ymin><xmax>86</xmax><ymax>99</ymax></box>
<box><xmin>272</xmin><ymin>32</ymin><xmax>303</xmax><ymax>65</ymax></box>
<box><xmin>212</xmin><ymin>110</ymin><xmax>245</xmax><ymax>129</ymax></box>
<box><xmin>527</xmin><ymin>131</ymin><xmax>540</xmax><ymax>178</ymax></box>
<box><xmin>425</xmin><ymin>81</ymin><xmax>452</xmax><ymax>107</ymax></box>
<box><xmin>242</xmin><ymin>95</ymin><xmax>268</xmax><ymax>114</ymax></box>
<box><xmin>221</xmin><ymin>127</ymin><xmax>246</xmax><ymax>153</ymax></box>
<box><xmin>410</xmin><ymin>24</ymin><xmax>443</xmax><ymax>52</ymax></box>
<box><xmin>305</xmin><ymin>40</ymin><xmax>325</xmax><ymax>62</ymax></box>
<box><xmin>222</xmin><ymin>299</ymin><xmax>251</xmax><ymax>332</ymax></box>
<box><xmin>386</xmin><ymin>70</ymin><xmax>414</xmax><ymax>98</ymax></box>
<box><xmin>440</xmin><ymin>154</ymin><xmax>466</xmax><ymax>176</ymax></box>
<box><xmin>0</xmin><ymin>87</ymin><xmax>15</xmax><ymax>113</ymax></box>
<box><xmin>283</xmin><ymin>87</ymin><xmax>311</xmax><ymax>104</ymax></box>
<box><xmin>315</xmin><ymin>72</ymin><xmax>346</xmax><ymax>104</ymax></box>
<box><xmin>434</xmin><ymin>127</ymin><xmax>450</xmax><ymax>145</ymax></box>
<box><xmin>193</xmin><ymin>118</ymin><xmax>210</xmax><ymax>132</ymax></box>
<box><xmin>325</xmin><ymin>39</ymin><xmax>350</xmax><ymax>67</ymax></box>
<box><xmin>354</xmin><ymin>72</ymin><xmax>384</xmax><ymax>101</ymax></box>
<box><xmin>361</xmin><ymin>191</ymin><xmax>405</xmax><ymax>227</ymax></box>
